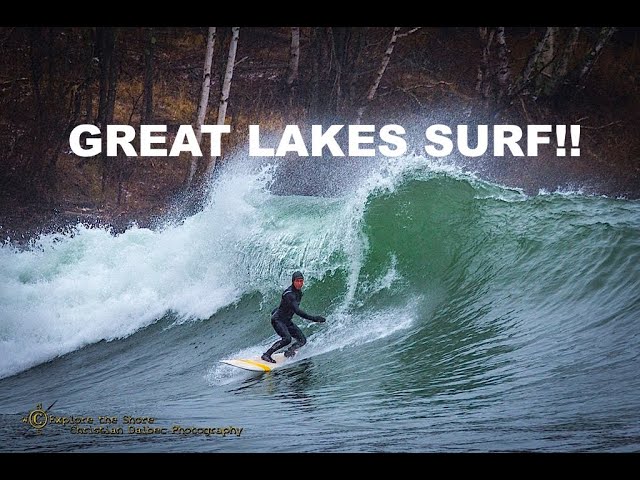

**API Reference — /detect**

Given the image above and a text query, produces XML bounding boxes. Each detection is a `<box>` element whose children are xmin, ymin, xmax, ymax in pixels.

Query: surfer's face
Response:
<box><xmin>293</xmin><ymin>278</ymin><xmax>304</xmax><ymax>289</ymax></box>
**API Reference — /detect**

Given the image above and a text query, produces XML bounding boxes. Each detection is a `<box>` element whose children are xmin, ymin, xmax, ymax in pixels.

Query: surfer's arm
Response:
<box><xmin>285</xmin><ymin>292</ymin><xmax>321</xmax><ymax>322</ymax></box>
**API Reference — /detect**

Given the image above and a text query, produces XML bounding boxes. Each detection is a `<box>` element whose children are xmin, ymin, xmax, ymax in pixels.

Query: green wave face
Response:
<box><xmin>1</xmin><ymin>158</ymin><xmax>639</xmax><ymax>452</ymax></box>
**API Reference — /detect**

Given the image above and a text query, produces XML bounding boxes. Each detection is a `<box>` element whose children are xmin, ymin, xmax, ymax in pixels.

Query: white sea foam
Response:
<box><xmin>0</xmin><ymin>154</ymin><xmax>498</xmax><ymax>379</ymax></box>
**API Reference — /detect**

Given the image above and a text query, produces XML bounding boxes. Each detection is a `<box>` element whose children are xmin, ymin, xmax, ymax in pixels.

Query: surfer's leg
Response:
<box><xmin>284</xmin><ymin>322</ymin><xmax>306</xmax><ymax>358</ymax></box>
<box><xmin>262</xmin><ymin>317</ymin><xmax>292</xmax><ymax>362</ymax></box>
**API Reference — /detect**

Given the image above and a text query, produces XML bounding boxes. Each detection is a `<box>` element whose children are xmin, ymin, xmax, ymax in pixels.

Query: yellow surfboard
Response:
<box><xmin>220</xmin><ymin>352</ymin><xmax>288</xmax><ymax>372</ymax></box>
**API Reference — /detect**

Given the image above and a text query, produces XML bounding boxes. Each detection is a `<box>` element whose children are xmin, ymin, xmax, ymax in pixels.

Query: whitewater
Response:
<box><xmin>1</xmin><ymin>154</ymin><xmax>639</xmax><ymax>452</ymax></box>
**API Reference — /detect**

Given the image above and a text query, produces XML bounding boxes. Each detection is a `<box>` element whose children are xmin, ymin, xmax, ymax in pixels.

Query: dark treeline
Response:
<box><xmin>0</xmin><ymin>26</ymin><xmax>634</xmax><ymax>209</ymax></box>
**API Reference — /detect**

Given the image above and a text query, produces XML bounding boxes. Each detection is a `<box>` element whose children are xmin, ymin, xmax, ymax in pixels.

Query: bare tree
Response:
<box><xmin>510</xmin><ymin>27</ymin><xmax>556</xmax><ymax>98</ymax></box>
<box><xmin>142</xmin><ymin>27</ymin><xmax>155</xmax><ymax>124</ymax></box>
<box><xmin>28</xmin><ymin>28</ymin><xmax>44</xmax><ymax>124</ymax></box>
<box><xmin>188</xmin><ymin>27</ymin><xmax>216</xmax><ymax>187</ymax></box>
<box><xmin>96</xmin><ymin>27</ymin><xmax>118</xmax><ymax>129</ymax></box>
<box><xmin>576</xmin><ymin>27</ymin><xmax>617</xmax><ymax>85</ymax></box>
<box><xmin>347</xmin><ymin>28</ymin><xmax>366</xmax><ymax>104</ymax></box>
<box><xmin>105</xmin><ymin>32</ymin><xmax>118</xmax><ymax>126</ymax></box>
<box><xmin>495</xmin><ymin>27</ymin><xmax>512</xmax><ymax>101</ymax></box>
<box><xmin>94</xmin><ymin>27</ymin><xmax>119</xmax><ymax>195</ymax></box>
<box><xmin>286</xmin><ymin>27</ymin><xmax>300</xmax><ymax>99</ymax></box>
<box><xmin>356</xmin><ymin>26</ymin><xmax>401</xmax><ymax>124</ymax></box>
<box><xmin>84</xmin><ymin>28</ymin><xmax>97</xmax><ymax>124</ymax></box>
<box><xmin>534</xmin><ymin>27</ymin><xmax>560</xmax><ymax>96</ymax></box>
<box><xmin>20</xmin><ymin>28</ymin><xmax>99</xmax><ymax>200</ymax></box>
<box><xmin>476</xmin><ymin>27</ymin><xmax>495</xmax><ymax>98</ymax></box>
<box><xmin>554</xmin><ymin>27</ymin><xmax>580</xmax><ymax>79</ymax></box>
<box><xmin>506</xmin><ymin>26</ymin><xmax>616</xmax><ymax>101</ymax></box>
<box><xmin>216</xmin><ymin>27</ymin><xmax>240</xmax><ymax>127</ymax></box>
<box><xmin>332</xmin><ymin>27</ymin><xmax>370</xmax><ymax>111</ymax></box>
<box><xmin>328</xmin><ymin>27</ymin><xmax>347</xmax><ymax>111</ymax></box>
<box><xmin>207</xmin><ymin>26</ymin><xmax>239</xmax><ymax>176</ymax></box>
<box><xmin>307</xmin><ymin>27</ymin><xmax>372</xmax><ymax>118</ymax></box>
<box><xmin>355</xmin><ymin>27</ymin><xmax>421</xmax><ymax>123</ymax></box>
<box><xmin>542</xmin><ymin>28</ymin><xmax>558</xmax><ymax>75</ymax></box>
<box><xmin>96</xmin><ymin>27</ymin><xmax>109</xmax><ymax>128</ymax></box>
<box><xmin>308</xmin><ymin>27</ymin><xmax>332</xmax><ymax>118</ymax></box>
<box><xmin>545</xmin><ymin>27</ymin><xmax>580</xmax><ymax>95</ymax></box>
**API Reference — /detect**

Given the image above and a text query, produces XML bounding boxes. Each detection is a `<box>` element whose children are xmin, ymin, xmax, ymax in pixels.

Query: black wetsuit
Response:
<box><xmin>265</xmin><ymin>284</ymin><xmax>317</xmax><ymax>356</ymax></box>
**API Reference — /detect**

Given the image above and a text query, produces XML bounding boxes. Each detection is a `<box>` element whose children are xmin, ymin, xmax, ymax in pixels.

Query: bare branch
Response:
<box><xmin>235</xmin><ymin>56</ymin><xmax>249</xmax><ymax>67</ymax></box>
<box><xmin>581</xmin><ymin>120</ymin><xmax>622</xmax><ymax>130</ymax></box>
<box><xmin>397</xmin><ymin>27</ymin><xmax>422</xmax><ymax>38</ymax></box>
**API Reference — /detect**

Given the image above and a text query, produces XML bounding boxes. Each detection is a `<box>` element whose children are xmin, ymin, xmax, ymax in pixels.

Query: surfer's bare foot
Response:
<box><xmin>261</xmin><ymin>353</ymin><xmax>276</xmax><ymax>363</ymax></box>
<box><xmin>284</xmin><ymin>349</ymin><xmax>297</xmax><ymax>358</ymax></box>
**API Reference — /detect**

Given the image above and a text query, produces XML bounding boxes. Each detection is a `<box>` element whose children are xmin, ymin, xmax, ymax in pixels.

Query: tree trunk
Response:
<box><xmin>216</xmin><ymin>27</ymin><xmax>240</xmax><ymax>126</ymax></box>
<box><xmin>336</xmin><ymin>27</ymin><xmax>365</xmax><ymax>109</ymax></box>
<box><xmin>27</xmin><ymin>28</ymin><xmax>44</xmax><ymax>190</ymax></box>
<box><xmin>555</xmin><ymin>27</ymin><xmax>580</xmax><ymax>79</ymax></box>
<box><xmin>97</xmin><ymin>27</ymin><xmax>118</xmax><ymax>195</ymax></box>
<box><xmin>533</xmin><ymin>27</ymin><xmax>559</xmax><ymax>96</ymax></box>
<box><xmin>309</xmin><ymin>27</ymin><xmax>320</xmax><ymax>117</ymax></box>
<box><xmin>286</xmin><ymin>27</ymin><xmax>300</xmax><ymax>90</ymax></box>
<box><xmin>476</xmin><ymin>27</ymin><xmax>495</xmax><ymax>99</ymax></box>
<box><xmin>85</xmin><ymin>83</ymin><xmax>93</xmax><ymax>123</ymax></box>
<box><xmin>105</xmin><ymin>29</ymin><xmax>118</xmax><ymax>125</ymax></box>
<box><xmin>28</xmin><ymin>28</ymin><xmax>44</xmax><ymax>123</ymax></box>
<box><xmin>188</xmin><ymin>27</ymin><xmax>216</xmax><ymax>187</ymax></box>
<box><xmin>347</xmin><ymin>28</ymin><xmax>365</xmax><ymax>106</ymax></box>
<box><xmin>495</xmin><ymin>27</ymin><xmax>512</xmax><ymax>102</ymax></box>
<box><xmin>511</xmin><ymin>27</ymin><xmax>556</xmax><ymax>97</ymax></box>
<box><xmin>48</xmin><ymin>81</ymin><xmax>86</xmax><ymax>199</ymax></box>
<box><xmin>84</xmin><ymin>28</ymin><xmax>96</xmax><ymax>124</ymax></box>
<box><xmin>46</xmin><ymin>27</ymin><xmax>55</xmax><ymax>101</ymax></box>
<box><xmin>142</xmin><ymin>27</ymin><xmax>155</xmax><ymax>124</ymax></box>
<box><xmin>542</xmin><ymin>27</ymin><xmax>581</xmax><ymax>97</ymax></box>
<box><xmin>476</xmin><ymin>27</ymin><xmax>488</xmax><ymax>96</ymax></box>
<box><xmin>576</xmin><ymin>27</ymin><xmax>617</xmax><ymax>85</ymax></box>
<box><xmin>308</xmin><ymin>27</ymin><xmax>338</xmax><ymax>118</ymax></box>
<box><xmin>327</xmin><ymin>27</ymin><xmax>341</xmax><ymax>111</ymax></box>
<box><xmin>539</xmin><ymin>27</ymin><xmax>557</xmax><ymax>77</ymax></box>
<box><xmin>356</xmin><ymin>26</ymin><xmax>401</xmax><ymax>124</ymax></box>
<box><xmin>208</xmin><ymin>26</ymin><xmax>239</xmax><ymax>176</ymax></box>
<box><xmin>330</xmin><ymin>27</ymin><xmax>353</xmax><ymax>112</ymax></box>
<box><xmin>96</xmin><ymin>27</ymin><xmax>109</xmax><ymax>128</ymax></box>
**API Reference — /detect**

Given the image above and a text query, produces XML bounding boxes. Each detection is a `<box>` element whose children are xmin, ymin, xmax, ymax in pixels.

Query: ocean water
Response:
<box><xmin>1</xmin><ymin>155</ymin><xmax>639</xmax><ymax>452</ymax></box>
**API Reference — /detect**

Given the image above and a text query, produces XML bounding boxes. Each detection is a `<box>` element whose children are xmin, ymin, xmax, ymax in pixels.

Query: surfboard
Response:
<box><xmin>220</xmin><ymin>352</ymin><xmax>289</xmax><ymax>372</ymax></box>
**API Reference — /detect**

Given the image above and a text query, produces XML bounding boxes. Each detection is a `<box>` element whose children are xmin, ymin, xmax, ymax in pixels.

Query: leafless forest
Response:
<box><xmin>1</xmin><ymin>27</ymin><xmax>637</xmax><ymax>238</ymax></box>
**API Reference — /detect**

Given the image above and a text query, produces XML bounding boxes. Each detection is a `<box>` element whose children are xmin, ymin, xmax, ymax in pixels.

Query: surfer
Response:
<box><xmin>261</xmin><ymin>271</ymin><xmax>326</xmax><ymax>363</ymax></box>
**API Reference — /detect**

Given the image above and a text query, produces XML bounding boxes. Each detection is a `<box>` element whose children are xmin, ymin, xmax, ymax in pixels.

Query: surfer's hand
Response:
<box><xmin>313</xmin><ymin>316</ymin><xmax>326</xmax><ymax>323</ymax></box>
